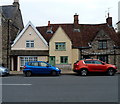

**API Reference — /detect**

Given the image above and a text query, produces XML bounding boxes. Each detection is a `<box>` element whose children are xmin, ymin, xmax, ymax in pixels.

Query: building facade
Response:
<box><xmin>0</xmin><ymin>0</ymin><xmax>24</xmax><ymax>70</ymax></box>
<box><xmin>11</xmin><ymin>21</ymin><xmax>49</xmax><ymax>71</ymax></box>
<box><xmin>36</xmin><ymin>14</ymin><xmax>120</xmax><ymax>70</ymax></box>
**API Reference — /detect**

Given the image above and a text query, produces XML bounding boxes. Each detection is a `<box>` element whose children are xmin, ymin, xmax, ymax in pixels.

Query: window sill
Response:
<box><xmin>55</xmin><ymin>50</ymin><xmax>66</xmax><ymax>51</ymax></box>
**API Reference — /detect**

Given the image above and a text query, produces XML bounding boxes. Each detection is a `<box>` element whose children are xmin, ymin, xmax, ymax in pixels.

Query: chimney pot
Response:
<box><xmin>14</xmin><ymin>0</ymin><xmax>19</xmax><ymax>2</ymax></box>
<box><xmin>48</xmin><ymin>21</ymin><xmax>50</xmax><ymax>26</ymax></box>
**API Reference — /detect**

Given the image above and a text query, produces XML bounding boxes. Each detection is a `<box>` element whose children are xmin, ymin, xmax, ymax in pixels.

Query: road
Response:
<box><xmin>1</xmin><ymin>74</ymin><xmax>119</xmax><ymax>103</ymax></box>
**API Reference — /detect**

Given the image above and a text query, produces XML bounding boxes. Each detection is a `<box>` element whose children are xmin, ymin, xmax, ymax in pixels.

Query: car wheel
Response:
<box><xmin>25</xmin><ymin>71</ymin><xmax>32</xmax><ymax>77</ymax></box>
<box><xmin>80</xmin><ymin>69</ymin><xmax>88</xmax><ymax>76</ymax></box>
<box><xmin>51</xmin><ymin>71</ymin><xmax>57</xmax><ymax>76</ymax></box>
<box><xmin>107</xmin><ymin>69</ymin><xmax>115</xmax><ymax>76</ymax></box>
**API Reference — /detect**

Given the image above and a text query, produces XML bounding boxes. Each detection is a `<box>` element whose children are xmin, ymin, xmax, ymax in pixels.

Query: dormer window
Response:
<box><xmin>98</xmin><ymin>40</ymin><xmax>107</xmax><ymax>49</ymax></box>
<box><xmin>46</xmin><ymin>30</ymin><xmax>53</xmax><ymax>34</ymax></box>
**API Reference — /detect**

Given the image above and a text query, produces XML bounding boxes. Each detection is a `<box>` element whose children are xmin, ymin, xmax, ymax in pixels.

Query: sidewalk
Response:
<box><xmin>10</xmin><ymin>69</ymin><xmax>120</xmax><ymax>75</ymax></box>
<box><xmin>10</xmin><ymin>69</ymin><xmax>75</xmax><ymax>75</ymax></box>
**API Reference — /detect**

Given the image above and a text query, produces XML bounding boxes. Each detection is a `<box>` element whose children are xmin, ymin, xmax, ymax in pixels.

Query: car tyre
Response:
<box><xmin>25</xmin><ymin>71</ymin><xmax>32</xmax><ymax>77</ymax></box>
<box><xmin>107</xmin><ymin>69</ymin><xmax>115</xmax><ymax>76</ymax></box>
<box><xmin>51</xmin><ymin>71</ymin><xmax>57</xmax><ymax>76</ymax></box>
<box><xmin>80</xmin><ymin>69</ymin><xmax>88</xmax><ymax>76</ymax></box>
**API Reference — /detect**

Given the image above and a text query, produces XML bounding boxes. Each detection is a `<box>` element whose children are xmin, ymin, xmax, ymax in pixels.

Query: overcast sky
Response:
<box><xmin>0</xmin><ymin>0</ymin><xmax>119</xmax><ymax>28</ymax></box>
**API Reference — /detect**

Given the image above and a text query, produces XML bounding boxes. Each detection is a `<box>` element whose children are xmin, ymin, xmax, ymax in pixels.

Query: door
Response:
<box><xmin>91</xmin><ymin>60</ymin><xmax>107</xmax><ymax>72</ymax></box>
<box><xmin>49</xmin><ymin>56</ymin><xmax>55</xmax><ymax>66</ymax></box>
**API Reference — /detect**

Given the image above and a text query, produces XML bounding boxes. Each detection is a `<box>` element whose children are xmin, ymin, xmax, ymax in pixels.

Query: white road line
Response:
<box><xmin>0</xmin><ymin>84</ymin><xmax>32</xmax><ymax>86</ymax></box>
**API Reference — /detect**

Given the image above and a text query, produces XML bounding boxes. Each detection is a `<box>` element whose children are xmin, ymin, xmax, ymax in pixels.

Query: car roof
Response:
<box><xmin>82</xmin><ymin>59</ymin><xmax>99</xmax><ymax>61</ymax></box>
<box><xmin>27</xmin><ymin>61</ymin><xmax>47</xmax><ymax>63</ymax></box>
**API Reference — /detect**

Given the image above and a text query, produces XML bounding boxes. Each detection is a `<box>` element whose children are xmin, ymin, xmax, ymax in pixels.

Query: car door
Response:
<box><xmin>91</xmin><ymin>60</ymin><xmax>107</xmax><ymax>72</ymax></box>
<box><xmin>39</xmin><ymin>62</ymin><xmax>51</xmax><ymax>74</ymax></box>
<box><xmin>30</xmin><ymin>62</ymin><xmax>41</xmax><ymax>74</ymax></box>
<box><xmin>84</xmin><ymin>60</ymin><xmax>96</xmax><ymax>71</ymax></box>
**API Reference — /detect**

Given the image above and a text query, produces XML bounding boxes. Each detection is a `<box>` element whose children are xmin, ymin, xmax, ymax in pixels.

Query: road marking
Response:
<box><xmin>0</xmin><ymin>84</ymin><xmax>32</xmax><ymax>86</ymax></box>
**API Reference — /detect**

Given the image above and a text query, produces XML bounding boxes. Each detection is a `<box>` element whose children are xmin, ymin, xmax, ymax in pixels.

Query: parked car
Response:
<box><xmin>73</xmin><ymin>59</ymin><xmax>117</xmax><ymax>76</ymax></box>
<box><xmin>0</xmin><ymin>66</ymin><xmax>9</xmax><ymax>76</ymax></box>
<box><xmin>23</xmin><ymin>61</ymin><xmax>61</xmax><ymax>77</ymax></box>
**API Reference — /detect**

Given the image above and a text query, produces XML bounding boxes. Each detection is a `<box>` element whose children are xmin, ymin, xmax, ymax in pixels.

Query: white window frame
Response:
<box><xmin>20</xmin><ymin>56</ymin><xmax>38</xmax><ymax>67</ymax></box>
<box><xmin>26</xmin><ymin>40</ymin><xmax>34</xmax><ymax>48</ymax></box>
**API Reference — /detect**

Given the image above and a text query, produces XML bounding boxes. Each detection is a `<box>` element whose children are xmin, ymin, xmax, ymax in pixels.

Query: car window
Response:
<box><xmin>40</xmin><ymin>62</ymin><xmax>48</xmax><ymax>67</ymax></box>
<box><xmin>28</xmin><ymin>62</ymin><xmax>38</xmax><ymax>66</ymax></box>
<box><xmin>92</xmin><ymin>60</ymin><xmax>102</xmax><ymax>64</ymax></box>
<box><xmin>84</xmin><ymin>60</ymin><xmax>92</xmax><ymax>64</ymax></box>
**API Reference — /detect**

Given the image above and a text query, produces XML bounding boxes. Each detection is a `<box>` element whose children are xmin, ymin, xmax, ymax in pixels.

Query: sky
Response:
<box><xmin>0</xmin><ymin>0</ymin><xmax>119</xmax><ymax>28</ymax></box>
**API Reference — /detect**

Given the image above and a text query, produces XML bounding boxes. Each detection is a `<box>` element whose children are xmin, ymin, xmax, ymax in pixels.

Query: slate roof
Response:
<box><xmin>36</xmin><ymin>23</ymin><xmax>120</xmax><ymax>48</ymax></box>
<box><xmin>1</xmin><ymin>5</ymin><xmax>17</xmax><ymax>20</ymax></box>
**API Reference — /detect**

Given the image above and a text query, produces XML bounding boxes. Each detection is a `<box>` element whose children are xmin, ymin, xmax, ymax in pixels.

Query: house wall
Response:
<box><xmin>72</xmin><ymin>48</ymin><xmax>80</xmax><ymax>68</ymax></box>
<box><xmin>49</xmin><ymin>27</ymin><xmax>73</xmax><ymax>70</ymax></box>
<box><xmin>12</xmin><ymin>25</ymin><xmax>48</xmax><ymax>50</ymax></box>
<box><xmin>1</xmin><ymin>4</ymin><xmax>24</xmax><ymax>69</ymax></box>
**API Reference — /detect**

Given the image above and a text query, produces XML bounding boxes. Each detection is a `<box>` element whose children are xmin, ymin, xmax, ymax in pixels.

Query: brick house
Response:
<box><xmin>0</xmin><ymin>0</ymin><xmax>24</xmax><ymax>69</ymax></box>
<box><xmin>36</xmin><ymin>14</ymin><xmax>120</xmax><ymax>70</ymax></box>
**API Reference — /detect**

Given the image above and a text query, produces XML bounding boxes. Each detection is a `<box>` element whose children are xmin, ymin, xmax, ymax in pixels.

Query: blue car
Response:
<box><xmin>23</xmin><ymin>61</ymin><xmax>61</xmax><ymax>77</ymax></box>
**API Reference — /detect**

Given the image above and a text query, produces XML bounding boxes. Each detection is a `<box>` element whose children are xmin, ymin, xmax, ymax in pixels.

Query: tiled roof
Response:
<box><xmin>36</xmin><ymin>23</ymin><xmax>120</xmax><ymax>48</ymax></box>
<box><xmin>1</xmin><ymin>5</ymin><xmax>17</xmax><ymax>20</ymax></box>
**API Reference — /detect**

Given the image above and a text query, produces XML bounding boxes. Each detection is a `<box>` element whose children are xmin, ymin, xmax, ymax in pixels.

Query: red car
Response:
<box><xmin>73</xmin><ymin>59</ymin><xmax>117</xmax><ymax>76</ymax></box>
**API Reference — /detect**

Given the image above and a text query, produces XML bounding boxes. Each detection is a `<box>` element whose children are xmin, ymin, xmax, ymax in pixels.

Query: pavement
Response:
<box><xmin>9</xmin><ymin>69</ymin><xmax>120</xmax><ymax>75</ymax></box>
<box><xmin>10</xmin><ymin>69</ymin><xmax>75</xmax><ymax>75</ymax></box>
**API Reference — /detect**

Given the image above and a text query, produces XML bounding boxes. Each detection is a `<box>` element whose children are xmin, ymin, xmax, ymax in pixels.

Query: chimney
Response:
<box><xmin>14</xmin><ymin>0</ymin><xmax>19</xmax><ymax>2</ymax></box>
<box><xmin>106</xmin><ymin>13</ymin><xmax>112</xmax><ymax>27</ymax></box>
<box><xmin>13</xmin><ymin>0</ymin><xmax>19</xmax><ymax>9</ymax></box>
<box><xmin>74</xmin><ymin>13</ymin><xmax>79</xmax><ymax>28</ymax></box>
<box><xmin>48</xmin><ymin>21</ymin><xmax>50</xmax><ymax>26</ymax></box>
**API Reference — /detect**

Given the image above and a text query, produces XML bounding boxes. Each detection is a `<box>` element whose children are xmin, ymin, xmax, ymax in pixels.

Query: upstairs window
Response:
<box><xmin>98</xmin><ymin>40</ymin><xmax>107</xmax><ymax>49</ymax></box>
<box><xmin>55</xmin><ymin>42</ymin><xmax>66</xmax><ymax>51</ymax></box>
<box><xmin>26</xmin><ymin>40</ymin><xmax>34</xmax><ymax>48</ymax></box>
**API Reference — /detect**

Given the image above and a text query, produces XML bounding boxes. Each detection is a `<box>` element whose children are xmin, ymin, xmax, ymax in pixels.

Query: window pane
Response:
<box><xmin>26</xmin><ymin>40</ymin><xmax>34</xmax><ymax>48</ymax></box>
<box><xmin>41</xmin><ymin>62</ymin><xmax>47</xmax><ymax>67</ymax></box>
<box><xmin>98</xmin><ymin>40</ymin><xmax>107</xmax><ymax>49</ymax></box>
<box><xmin>20</xmin><ymin>57</ymin><xmax>38</xmax><ymax>67</ymax></box>
<box><xmin>60</xmin><ymin>56</ymin><xmax>68</xmax><ymax>64</ymax></box>
<box><xmin>55</xmin><ymin>42</ymin><xmax>66</xmax><ymax>50</ymax></box>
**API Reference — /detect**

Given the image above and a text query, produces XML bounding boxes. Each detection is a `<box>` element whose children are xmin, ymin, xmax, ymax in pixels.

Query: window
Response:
<box><xmin>84</xmin><ymin>60</ymin><xmax>102</xmax><ymax>64</ymax></box>
<box><xmin>97</xmin><ymin>55</ymin><xmax>108</xmax><ymax>63</ymax></box>
<box><xmin>20</xmin><ymin>57</ymin><xmax>37</xmax><ymax>67</ymax></box>
<box><xmin>26</xmin><ymin>40</ymin><xmax>34</xmax><ymax>48</ymax></box>
<box><xmin>92</xmin><ymin>60</ymin><xmax>102</xmax><ymax>64</ymax></box>
<box><xmin>55</xmin><ymin>42</ymin><xmax>66</xmax><ymax>51</ymax></box>
<box><xmin>46</xmin><ymin>30</ymin><xmax>53</xmax><ymax>34</ymax></box>
<box><xmin>98</xmin><ymin>40</ymin><xmax>107</xmax><ymax>49</ymax></box>
<box><xmin>40</xmin><ymin>62</ymin><xmax>48</xmax><ymax>67</ymax></box>
<box><xmin>60</xmin><ymin>56</ymin><xmax>68</xmax><ymax>64</ymax></box>
<box><xmin>84</xmin><ymin>61</ymin><xmax>92</xmax><ymax>64</ymax></box>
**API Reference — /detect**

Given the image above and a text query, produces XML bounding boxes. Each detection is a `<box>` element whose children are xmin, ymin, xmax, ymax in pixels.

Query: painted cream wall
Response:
<box><xmin>38</xmin><ymin>56</ymin><xmax>48</xmax><ymax>62</ymax></box>
<box><xmin>49</xmin><ymin>26</ymin><xmax>72</xmax><ymax>65</ymax></box>
<box><xmin>72</xmin><ymin>49</ymin><xmax>80</xmax><ymax>68</ymax></box>
<box><xmin>12</xmin><ymin>25</ymin><xmax>48</xmax><ymax>50</ymax></box>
